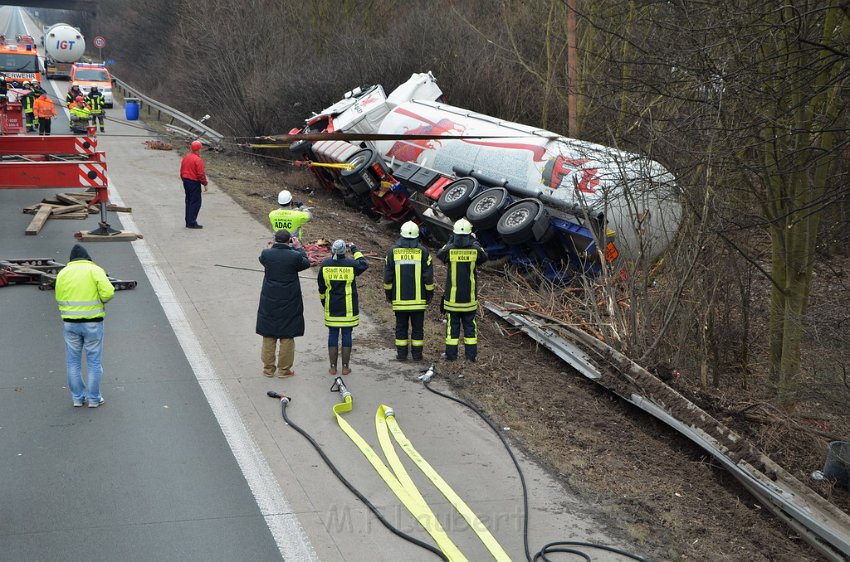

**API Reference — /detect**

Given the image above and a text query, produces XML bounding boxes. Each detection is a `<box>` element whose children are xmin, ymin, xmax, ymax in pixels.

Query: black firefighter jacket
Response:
<box><xmin>256</xmin><ymin>243</ymin><xmax>311</xmax><ymax>338</ymax></box>
<box><xmin>384</xmin><ymin>237</ymin><xmax>434</xmax><ymax>311</ymax></box>
<box><xmin>318</xmin><ymin>248</ymin><xmax>369</xmax><ymax>327</ymax></box>
<box><xmin>437</xmin><ymin>234</ymin><xmax>489</xmax><ymax>312</ymax></box>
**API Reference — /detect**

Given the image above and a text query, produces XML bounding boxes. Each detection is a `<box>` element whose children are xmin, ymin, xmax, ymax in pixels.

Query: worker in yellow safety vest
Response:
<box><xmin>20</xmin><ymin>80</ymin><xmax>36</xmax><ymax>132</ymax></box>
<box><xmin>54</xmin><ymin>244</ymin><xmax>115</xmax><ymax>408</ymax></box>
<box><xmin>69</xmin><ymin>96</ymin><xmax>91</xmax><ymax>132</ymax></box>
<box><xmin>269</xmin><ymin>190</ymin><xmax>312</xmax><ymax>240</ymax></box>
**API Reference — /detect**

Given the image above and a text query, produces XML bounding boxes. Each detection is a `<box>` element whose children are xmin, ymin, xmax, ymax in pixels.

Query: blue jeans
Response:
<box><xmin>63</xmin><ymin>321</ymin><xmax>105</xmax><ymax>403</ymax></box>
<box><xmin>183</xmin><ymin>179</ymin><xmax>202</xmax><ymax>226</ymax></box>
<box><xmin>327</xmin><ymin>327</ymin><xmax>353</xmax><ymax>348</ymax></box>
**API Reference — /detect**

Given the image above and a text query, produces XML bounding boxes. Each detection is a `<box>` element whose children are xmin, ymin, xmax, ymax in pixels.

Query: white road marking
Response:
<box><xmin>107</xmin><ymin>183</ymin><xmax>318</xmax><ymax>561</ymax></box>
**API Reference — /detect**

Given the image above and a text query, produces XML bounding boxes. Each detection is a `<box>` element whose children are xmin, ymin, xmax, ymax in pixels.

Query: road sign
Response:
<box><xmin>93</xmin><ymin>36</ymin><xmax>106</xmax><ymax>48</ymax></box>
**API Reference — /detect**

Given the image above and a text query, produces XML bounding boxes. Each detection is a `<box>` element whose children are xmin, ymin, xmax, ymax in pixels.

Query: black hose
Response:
<box><xmin>421</xmin><ymin>380</ymin><xmax>648</xmax><ymax>562</ymax></box>
<box><xmin>269</xmin><ymin>392</ymin><xmax>449</xmax><ymax>561</ymax></box>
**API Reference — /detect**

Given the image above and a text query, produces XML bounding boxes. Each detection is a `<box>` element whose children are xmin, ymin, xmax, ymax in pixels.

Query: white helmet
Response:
<box><xmin>453</xmin><ymin>218</ymin><xmax>473</xmax><ymax>235</ymax></box>
<box><xmin>400</xmin><ymin>221</ymin><xmax>419</xmax><ymax>239</ymax></box>
<box><xmin>277</xmin><ymin>190</ymin><xmax>292</xmax><ymax>205</ymax></box>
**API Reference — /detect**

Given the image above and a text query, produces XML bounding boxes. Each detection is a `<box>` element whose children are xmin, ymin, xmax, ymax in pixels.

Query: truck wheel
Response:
<box><xmin>497</xmin><ymin>199</ymin><xmax>547</xmax><ymax>245</ymax></box>
<box><xmin>466</xmin><ymin>188</ymin><xmax>511</xmax><ymax>230</ymax></box>
<box><xmin>289</xmin><ymin>139</ymin><xmax>313</xmax><ymax>159</ymax></box>
<box><xmin>437</xmin><ymin>178</ymin><xmax>479</xmax><ymax>220</ymax></box>
<box><xmin>341</xmin><ymin>149</ymin><xmax>380</xmax><ymax>195</ymax></box>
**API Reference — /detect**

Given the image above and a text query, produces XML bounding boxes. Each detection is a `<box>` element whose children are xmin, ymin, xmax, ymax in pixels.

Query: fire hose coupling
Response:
<box><xmin>330</xmin><ymin>377</ymin><xmax>351</xmax><ymax>401</ymax></box>
<box><xmin>383</xmin><ymin>407</ymin><xmax>395</xmax><ymax>419</ymax></box>
<box><xmin>418</xmin><ymin>364</ymin><xmax>436</xmax><ymax>383</ymax></box>
<box><xmin>266</xmin><ymin>390</ymin><xmax>291</xmax><ymax>404</ymax></box>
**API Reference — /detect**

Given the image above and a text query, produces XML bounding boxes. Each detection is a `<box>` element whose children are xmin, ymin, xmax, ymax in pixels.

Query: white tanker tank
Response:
<box><xmin>42</xmin><ymin>24</ymin><xmax>85</xmax><ymax>79</ymax></box>
<box><xmin>294</xmin><ymin>72</ymin><xmax>683</xmax><ymax>280</ymax></box>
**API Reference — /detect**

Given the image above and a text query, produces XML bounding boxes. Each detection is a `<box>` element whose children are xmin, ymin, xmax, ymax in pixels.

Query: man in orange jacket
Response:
<box><xmin>179</xmin><ymin>140</ymin><xmax>209</xmax><ymax>229</ymax></box>
<box><xmin>33</xmin><ymin>91</ymin><xmax>57</xmax><ymax>136</ymax></box>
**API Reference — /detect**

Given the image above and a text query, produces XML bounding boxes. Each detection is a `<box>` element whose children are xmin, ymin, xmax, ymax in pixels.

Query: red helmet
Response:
<box><xmin>190</xmin><ymin>140</ymin><xmax>203</xmax><ymax>151</ymax></box>
<box><xmin>75</xmin><ymin>95</ymin><xmax>84</xmax><ymax>102</ymax></box>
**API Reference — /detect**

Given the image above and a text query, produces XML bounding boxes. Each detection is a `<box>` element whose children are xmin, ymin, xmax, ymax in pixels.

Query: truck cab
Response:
<box><xmin>70</xmin><ymin>63</ymin><xmax>113</xmax><ymax>108</ymax></box>
<box><xmin>0</xmin><ymin>35</ymin><xmax>41</xmax><ymax>86</ymax></box>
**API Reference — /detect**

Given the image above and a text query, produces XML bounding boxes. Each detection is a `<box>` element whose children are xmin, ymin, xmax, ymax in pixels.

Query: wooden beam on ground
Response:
<box><xmin>25</xmin><ymin>206</ymin><xmax>52</xmax><ymax>235</ymax></box>
<box><xmin>74</xmin><ymin>231</ymin><xmax>143</xmax><ymax>242</ymax></box>
<box><xmin>51</xmin><ymin>204</ymin><xmax>87</xmax><ymax>216</ymax></box>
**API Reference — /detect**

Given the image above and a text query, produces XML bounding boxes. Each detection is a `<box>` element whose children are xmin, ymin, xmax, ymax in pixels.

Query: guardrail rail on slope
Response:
<box><xmin>485</xmin><ymin>301</ymin><xmax>850</xmax><ymax>562</ymax></box>
<box><xmin>111</xmin><ymin>76</ymin><xmax>224</xmax><ymax>147</ymax></box>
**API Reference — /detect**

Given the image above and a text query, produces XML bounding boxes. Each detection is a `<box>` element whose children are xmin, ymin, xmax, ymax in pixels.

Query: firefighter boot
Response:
<box><xmin>341</xmin><ymin>347</ymin><xmax>352</xmax><ymax>376</ymax></box>
<box><xmin>396</xmin><ymin>344</ymin><xmax>408</xmax><ymax>361</ymax></box>
<box><xmin>328</xmin><ymin>347</ymin><xmax>339</xmax><ymax>376</ymax></box>
<box><xmin>412</xmin><ymin>347</ymin><xmax>423</xmax><ymax>362</ymax></box>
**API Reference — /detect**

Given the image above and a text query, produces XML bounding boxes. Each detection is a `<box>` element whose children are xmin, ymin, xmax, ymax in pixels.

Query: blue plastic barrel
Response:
<box><xmin>125</xmin><ymin>98</ymin><xmax>140</xmax><ymax>121</ymax></box>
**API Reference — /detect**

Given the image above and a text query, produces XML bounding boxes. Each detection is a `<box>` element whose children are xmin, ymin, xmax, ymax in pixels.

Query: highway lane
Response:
<box><xmin>2</xmin><ymin>6</ymin><xmax>639</xmax><ymax>561</ymax></box>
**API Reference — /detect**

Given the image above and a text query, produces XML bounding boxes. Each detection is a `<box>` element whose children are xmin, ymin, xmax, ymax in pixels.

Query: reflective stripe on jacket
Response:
<box><xmin>317</xmin><ymin>250</ymin><xmax>368</xmax><ymax>327</ymax></box>
<box><xmin>86</xmin><ymin>92</ymin><xmax>104</xmax><ymax>113</ymax></box>
<box><xmin>33</xmin><ymin>96</ymin><xmax>56</xmax><ymax>119</ymax></box>
<box><xmin>383</xmin><ymin>238</ymin><xmax>434</xmax><ymax>311</ymax></box>
<box><xmin>437</xmin><ymin>237</ymin><xmax>488</xmax><ymax>312</ymax></box>
<box><xmin>55</xmin><ymin>260</ymin><xmax>115</xmax><ymax>321</ymax></box>
<box><xmin>268</xmin><ymin>207</ymin><xmax>312</xmax><ymax>238</ymax></box>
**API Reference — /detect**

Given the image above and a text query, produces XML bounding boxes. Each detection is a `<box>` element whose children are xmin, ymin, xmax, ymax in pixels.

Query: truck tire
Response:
<box><xmin>437</xmin><ymin>177</ymin><xmax>479</xmax><ymax>220</ymax></box>
<box><xmin>497</xmin><ymin>199</ymin><xmax>552</xmax><ymax>245</ymax></box>
<box><xmin>466</xmin><ymin>188</ymin><xmax>511</xmax><ymax>230</ymax></box>
<box><xmin>340</xmin><ymin>149</ymin><xmax>380</xmax><ymax>195</ymax></box>
<box><xmin>289</xmin><ymin>139</ymin><xmax>314</xmax><ymax>159</ymax></box>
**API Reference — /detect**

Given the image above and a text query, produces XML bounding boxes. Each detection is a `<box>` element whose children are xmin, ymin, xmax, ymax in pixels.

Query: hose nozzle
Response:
<box><xmin>267</xmin><ymin>390</ymin><xmax>290</xmax><ymax>404</ymax></box>
<box><xmin>418</xmin><ymin>363</ymin><xmax>435</xmax><ymax>383</ymax></box>
<box><xmin>330</xmin><ymin>376</ymin><xmax>351</xmax><ymax>401</ymax></box>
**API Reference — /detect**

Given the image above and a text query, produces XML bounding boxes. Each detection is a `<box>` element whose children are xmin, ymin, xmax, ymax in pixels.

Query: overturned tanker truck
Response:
<box><xmin>288</xmin><ymin>72</ymin><xmax>682</xmax><ymax>282</ymax></box>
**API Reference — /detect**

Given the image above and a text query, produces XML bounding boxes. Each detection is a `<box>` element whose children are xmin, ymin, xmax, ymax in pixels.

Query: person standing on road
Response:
<box><xmin>33</xmin><ymin>90</ymin><xmax>56</xmax><ymax>136</ymax></box>
<box><xmin>86</xmin><ymin>85</ymin><xmax>106</xmax><ymax>132</ymax></box>
<box><xmin>318</xmin><ymin>239</ymin><xmax>368</xmax><ymax>376</ymax></box>
<box><xmin>384</xmin><ymin>221</ymin><xmax>434</xmax><ymax>361</ymax></box>
<box><xmin>55</xmin><ymin>244</ymin><xmax>115</xmax><ymax>408</ymax></box>
<box><xmin>20</xmin><ymin>81</ymin><xmax>36</xmax><ymax>132</ymax></box>
<box><xmin>256</xmin><ymin>229</ymin><xmax>311</xmax><ymax>378</ymax></box>
<box><xmin>437</xmin><ymin>218</ymin><xmax>488</xmax><ymax>362</ymax></box>
<box><xmin>180</xmin><ymin>140</ymin><xmax>208</xmax><ymax>229</ymax></box>
<box><xmin>269</xmin><ymin>190</ymin><xmax>312</xmax><ymax>240</ymax></box>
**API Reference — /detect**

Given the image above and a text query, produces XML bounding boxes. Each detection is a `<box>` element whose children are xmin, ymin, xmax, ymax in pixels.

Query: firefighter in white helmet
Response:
<box><xmin>384</xmin><ymin>221</ymin><xmax>434</xmax><ymax>361</ymax></box>
<box><xmin>269</xmin><ymin>190</ymin><xmax>312</xmax><ymax>240</ymax></box>
<box><xmin>436</xmin><ymin>218</ymin><xmax>488</xmax><ymax>362</ymax></box>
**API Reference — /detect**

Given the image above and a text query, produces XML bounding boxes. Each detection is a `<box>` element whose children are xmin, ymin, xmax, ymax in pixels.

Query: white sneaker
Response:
<box><xmin>88</xmin><ymin>397</ymin><xmax>105</xmax><ymax>408</ymax></box>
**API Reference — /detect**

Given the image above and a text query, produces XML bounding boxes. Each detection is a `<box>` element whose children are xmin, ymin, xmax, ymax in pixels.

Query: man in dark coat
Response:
<box><xmin>256</xmin><ymin>229</ymin><xmax>310</xmax><ymax>378</ymax></box>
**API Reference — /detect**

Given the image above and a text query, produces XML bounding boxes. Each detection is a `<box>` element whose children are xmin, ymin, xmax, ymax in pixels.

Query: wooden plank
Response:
<box><xmin>40</xmin><ymin>197</ymin><xmax>62</xmax><ymax>205</ymax></box>
<box><xmin>56</xmin><ymin>193</ymin><xmax>92</xmax><ymax>206</ymax></box>
<box><xmin>75</xmin><ymin>230</ymin><xmax>143</xmax><ymax>242</ymax></box>
<box><xmin>106</xmin><ymin>204</ymin><xmax>132</xmax><ymax>213</ymax></box>
<box><xmin>49</xmin><ymin>212</ymin><xmax>89</xmax><ymax>220</ymax></box>
<box><xmin>51</xmin><ymin>204</ymin><xmax>87</xmax><ymax>216</ymax></box>
<box><xmin>25</xmin><ymin>206</ymin><xmax>52</xmax><ymax>235</ymax></box>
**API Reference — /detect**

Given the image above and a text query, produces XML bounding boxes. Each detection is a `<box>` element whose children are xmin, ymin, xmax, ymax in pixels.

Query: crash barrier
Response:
<box><xmin>111</xmin><ymin>75</ymin><xmax>224</xmax><ymax>147</ymax></box>
<box><xmin>124</xmin><ymin>98</ymin><xmax>139</xmax><ymax>121</ymax></box>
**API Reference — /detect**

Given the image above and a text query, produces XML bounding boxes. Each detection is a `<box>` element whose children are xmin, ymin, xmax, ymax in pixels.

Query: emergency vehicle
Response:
<box><xmin>0</xmin><ymin>34</ymin><xmax>41</xmax><ymax>85</ymax></box>
<box><xmin>69</xmin><ymin>63</ymin><xmax>113</xmax><ymax>107</ymax></box>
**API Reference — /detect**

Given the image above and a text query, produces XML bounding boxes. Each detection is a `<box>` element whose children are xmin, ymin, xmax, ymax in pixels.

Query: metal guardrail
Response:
<box><xmin>111</xmin><ymin>76</ymin><xmax>225</xmax><ymax>147</ymax></box>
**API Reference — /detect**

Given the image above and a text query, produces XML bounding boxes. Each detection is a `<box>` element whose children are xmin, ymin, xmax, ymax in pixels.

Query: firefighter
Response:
<box><xmin>437</xmin><ymin>218</ymin><xmax>488</xmax><ymax>362</ymax></box>
<box><xmin>33</xmin><ymin>90</ymin><xmax>57</xmax><ymax>136</ymax></box>
<box><xmin>31</xmin><ymin>79</ymin><xmax>43</xmax><ymax>95</ymax></box>
<box><xmin>66</xmin><ymin>82</ymin><xmax>82</xmax><ymax>108</ymax></box>
<box><xmin>86</xmin><ymin>84</ymin><xmax>105</xmax><ymax>132</ymax></box>
<box><xmin>20</xmin><ymin>80</ymin><xmax>36</xmax><ymax>132</ymax></box>
<box><xmin>69</xmin><ymin>95</ymin><xmax>92</xmax><ymax>133</ymax></box>
<box><xmin>318</xmin><ymin>239</ymin><xmax>368</xmax><ymax>376</ymax></box>
<box><xmin>269</xmin><ymin>190</ymin><xmax>312</xmax><ymax>240</ymax></box>
<box><xmin>384</xmin><ymin>221</ymin><xmax>434</xmax><ymax>361</ymax></box>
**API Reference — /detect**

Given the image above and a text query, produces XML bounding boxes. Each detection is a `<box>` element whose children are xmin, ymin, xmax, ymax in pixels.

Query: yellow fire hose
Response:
<box><xmin>331</xmin><ymin>380</ymin><xmax>511</xmax><ymax>561</ymax></box>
